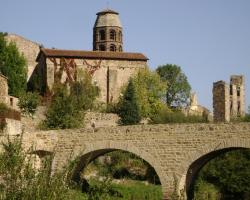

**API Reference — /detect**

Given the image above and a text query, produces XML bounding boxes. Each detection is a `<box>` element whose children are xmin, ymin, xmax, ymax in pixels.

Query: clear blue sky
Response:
<box><xmin>0</xmin><ymin>0</ymin><xmax>249</xmax><ymax>111</ymax></box>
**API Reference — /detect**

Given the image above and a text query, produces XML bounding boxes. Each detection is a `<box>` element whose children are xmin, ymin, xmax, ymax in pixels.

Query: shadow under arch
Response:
<box><xmin>186</xmin><ymin>146</ymin><xmax>249</xmax><ymax>199</ymax></box>
<box><xmin>71</xmin><ymin>141</ymin><xmax>165</xmax><ymax>188</ymax></box>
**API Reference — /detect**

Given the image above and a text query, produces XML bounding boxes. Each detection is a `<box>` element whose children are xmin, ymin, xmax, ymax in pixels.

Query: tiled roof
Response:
<box><xmin>37</xmin><ymin>48</ymin><xmax>148</xmax><ymax>61</ymax></box>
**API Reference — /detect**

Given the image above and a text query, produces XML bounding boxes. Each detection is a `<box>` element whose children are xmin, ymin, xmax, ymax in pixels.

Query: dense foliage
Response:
<box><xmin>42</xmin><ymin>85</ymin><xmax>84</xmax><ymax>129</ymax></box>
<box><xmin>0</xmin><ymin>137</ymin><xmax>73</xmax><ymax>200</ymax></box>
<box><xmin>118</xmin><ymin>79</ymin><xmax>141</xmax><ymax>125</ymax></box>
<box><xmin>0</xmin><ymin>32</ymin><xmax>27</xmax><ymax>97</ymax></box>
<box><xmin>18</xmin><ymin>92</ymin><xmax>40</xmax><ymax>116</ymax></box>
<box><xmin>195</xmin><ymin>149</ymin><xmax>250</xmax><ymax>199</ymax></box>
<box><xmin>71</xmin><ymin>70</ymin><xmax>100</xmax><ymax>111</ymax></box>
<box><xmin>42</xmin><ymin>72</ymin><xmax>99</xmax><ymax>129</ymax></box>
<box><xmin>131</xmin><ymin>68</ymin><xmax>166</xmax><ymax>118</ymax></box>
<box><xmin>117</xmin><ymin>68</ymin><xmax>166</xmax><ymax>124</ymax></box>
<box><xmin>156</xmin><ymin>64</ymin><xmax>191</xmax><ymax>108</ymax></box>
<box><xmin>151</xmin><ymin>107</ymin><xmax>208</xmax><ymax>124</ymax></box>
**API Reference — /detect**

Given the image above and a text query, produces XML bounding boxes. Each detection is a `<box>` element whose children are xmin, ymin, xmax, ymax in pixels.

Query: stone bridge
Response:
<box><xmin>21</xmin><ymin>123</ymin><xmax>250</xmax><ymax>200</ymax></box>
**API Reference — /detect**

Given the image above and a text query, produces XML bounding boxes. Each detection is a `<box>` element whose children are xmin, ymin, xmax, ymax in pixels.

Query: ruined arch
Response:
<box><xmin>181</xmin><ymin>139</ymin><xmax>250</xmax><ymax>199</ymax></box>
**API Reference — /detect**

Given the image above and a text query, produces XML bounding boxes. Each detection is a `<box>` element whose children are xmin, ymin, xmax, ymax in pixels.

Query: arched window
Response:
<box><xmin>110</xmin><ymin>44</ymin><xmax>116</xmax><ymax>52</ymax></box>
<box><xmin>119</xmin><ymin>31</ymin><xmax>122</xmax><ymax>41</ymax></box>
<box><xmin>110</xmin><ymin>30</ymin><xmax>116</xmax><ymax>40</ymax></box>
<box><xmin>99</xmin><ymin>30</ymin><xmax>105</xmax><ymax>41</ymax></box>
<box><xmin>99</xmin><ymin>44</ymin><xmax>106</xmax><ymax>51</ymax></box>
<box><xmin>119</xmin><ymin>46</ymin><xmax>123</xmax><ymax>52</ymax></box>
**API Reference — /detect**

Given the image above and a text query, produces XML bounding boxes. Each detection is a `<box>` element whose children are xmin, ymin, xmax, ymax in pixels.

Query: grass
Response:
<box><xmin>69</xmin><ymin>179</ymin><xmax>162</xmax><ymax>200</ymax></box>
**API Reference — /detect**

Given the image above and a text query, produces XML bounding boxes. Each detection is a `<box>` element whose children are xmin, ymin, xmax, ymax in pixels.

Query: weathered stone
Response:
<box><xmin>17</xmin><ymin>122</ymin><xmax>250</xmax><ymax>200</ymax></box>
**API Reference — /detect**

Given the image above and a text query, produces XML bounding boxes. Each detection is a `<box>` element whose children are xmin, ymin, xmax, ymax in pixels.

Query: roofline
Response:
<box><xmin>36</xmin><ymin>48</ymin><xmax>149</xmax><ymax>62</ymax></box>
<box><xmin>96</xmin><ymin>9</ymin><xmax>119</xmax><ymax>15</ymax></box>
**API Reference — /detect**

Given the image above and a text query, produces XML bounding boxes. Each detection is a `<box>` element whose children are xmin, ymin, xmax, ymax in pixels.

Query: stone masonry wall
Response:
<box><xmin>21</xmin><ymin>123</ymin><xmax>250</xmax><ymax>199</ymax></box>
<box><xmin>213</xmin><ymin>81</ymin><xmax>230</xmax><ymax>122</ymax></box>
<box><xmin>45</xmin><ymin>57</ymin><xmax>147</xmax><ymax>103</ymax></box>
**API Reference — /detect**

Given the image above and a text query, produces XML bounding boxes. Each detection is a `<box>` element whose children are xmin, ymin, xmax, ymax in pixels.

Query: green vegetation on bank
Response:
<box><xmin>0</xmin><ymin>32</ymin><xmax>27</xmax><ymax>97</ymax></box>
<box><xmin>194</xmin><ymin>149</ymin><xmax>250</xmax><ymax>200</ymax></box>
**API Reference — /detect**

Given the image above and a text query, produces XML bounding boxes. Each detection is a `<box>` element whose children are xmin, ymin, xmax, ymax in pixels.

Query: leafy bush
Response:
<box><xmin>194</xmin><ymin>179</ymin><xmax>220</xmax><ymax>200</ymax></box>
<box><xmin>151</xmin><ymin>107</ymin><xmax>207</xmax><ymax>124</ymax></box>
<box><xmin>18</xmin><ymin>92</ymin><xmax>40</xmax><ymax>116</ymax></box>
<box><xmin>42</xmin><ymin>85</ymin><xmax>83</xmax><ymax>129</ymax></box>
<box><xmin>0</xmin><ymin>136</ymin><xmax>75</xmax><ymax>200</ymax></box>
<box><xmin>0</xmin><ymin>103</ymin><xmax>9</xmax><ymax>131</ymax></box>
<box><xmin>71</xmin><ymin>71</ymin><xmax>99</xmax><ymax>111</ymax></box>
<box><xmin>0</xmin><ymin>103</ymin><xmax>8</xmax><ymax>115</ymax></box>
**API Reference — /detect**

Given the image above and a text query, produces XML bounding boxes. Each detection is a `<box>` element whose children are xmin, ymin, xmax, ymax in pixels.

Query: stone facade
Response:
<box><xmin>4</xmin><ymin>34</ymin><xmax>40</xmax><ymax>81</ymax></box>
<box><xmin>0</xmin><ymin>74</ymin><xmax>19</xmax><ymax>110</ymax></box>
<box><xmin>213</xmin><ymin>75</ymin><xmax>245</xmax><ymax>122</ymax></box>
<box><xmin>34</xmin><ymin>49</ymin><xmax>148</xmax><ymax>103</ymax></box>
<box><xmin>185</xmin><ymin>93</ymin><xmax>212</xmax><ymax>121</ymax></box>
<box><xmin>213</xmin><ymin>81</ymin><xmax>230</xmax><ymax>122</ymax></box>
<box><xmin>20</xmin><ymin>122</ymin><xmax>250</xmax><ymax>200</ymax></box>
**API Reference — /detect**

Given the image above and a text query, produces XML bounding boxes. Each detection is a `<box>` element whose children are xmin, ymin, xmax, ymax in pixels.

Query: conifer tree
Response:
<box><xmin>118</xmin><ymin>79</ymin><xmax>141</xmax><ymax>125</ymax></box>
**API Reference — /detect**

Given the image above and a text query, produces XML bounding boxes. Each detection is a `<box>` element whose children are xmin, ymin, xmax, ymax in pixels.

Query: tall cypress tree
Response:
<box><xmin>0</xmin><ymin>33</ymin><xmax>27</xmax><ymax>97</ymax></box>
<box><xmin>118</xmin><ymin>79</ymin><xmax>141</xmax><ymax>125</ymax></box>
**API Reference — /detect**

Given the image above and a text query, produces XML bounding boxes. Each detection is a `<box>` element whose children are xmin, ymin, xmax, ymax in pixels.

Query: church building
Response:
<box><xmin>31</xmin><ymin>9</ymin><xmax>148</xmax><ymax>103</ymax></box>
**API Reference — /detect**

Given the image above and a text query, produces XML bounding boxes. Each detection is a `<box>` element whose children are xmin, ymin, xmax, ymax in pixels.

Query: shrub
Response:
<box><xmin>0</xmin><ymin>136</ymin><xmax>74</xmax><ymax>200</ymax></box>
<box><xmin>18</xmin><ymin>92</ymin><xmax>40</xmax><ymax>116</ymax></box>
<box><xmin>194</xmin><ymin>179</ymin><xmax>221</xmax><ymax>200</ymax></box>
<box><xmin>42</xmin><ymin>85</ymin><xmax>83</xmax><ymax>129</ymax></box>
<box><xmin>0</xmin><ymin>103</ymin><xmax>9</xmax><ymax>131</ymax></box>
<box><xmin>71</xmin><ymin>72</ymin><xmax>99</xmax><ymax>111</ymax></box>
<box><xmin>151</xmin><ymin>107</ymin><xmax>207</xmax><ymax>124</ymax></box>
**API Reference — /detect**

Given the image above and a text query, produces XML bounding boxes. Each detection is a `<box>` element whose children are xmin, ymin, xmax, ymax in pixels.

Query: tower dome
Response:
<box><xmin>93</xmin><ymin>9</ymin><xmax>123</xmax><ymax>52</ymax></box>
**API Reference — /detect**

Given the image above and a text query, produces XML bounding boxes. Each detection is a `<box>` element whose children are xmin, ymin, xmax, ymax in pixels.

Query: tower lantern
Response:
<box><xmin>93</xmin><ymin>9</ymin><xmax>123</xmax><ymax>52</ymax></box>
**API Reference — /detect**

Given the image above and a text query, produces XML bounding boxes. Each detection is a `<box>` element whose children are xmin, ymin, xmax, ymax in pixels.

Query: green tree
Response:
<box><xmin>71</xmin><ymin>70</ymin><xmax>99</xmax><ymax>111</ymax></box>
<box><xmin>0</xmin><ymin>33</ymin><xmax>27</xmax><ymax>97</ymax></box>
<box><xmin>196</xmin><ymin>149</ymin><xmax>250</xmax><ymax>199</ymax></box>
<box><xmin>118</xmin><ymin>79</ymin><xmax>141</xmax><ymax>125</ymax></box>
<box><xmin>132</xmin><ymin>68</ymin><xmax>166</xmax><ymax>118</ymax></box>
<box><xmin>156</xmin><ymin>64</ymin><xmax>191</xmax><ymax>108</ymax></box>
<box><xmin>43</xmin><ymin>85</ymin><xmax>83</xmax><ymax>129</ymax></box>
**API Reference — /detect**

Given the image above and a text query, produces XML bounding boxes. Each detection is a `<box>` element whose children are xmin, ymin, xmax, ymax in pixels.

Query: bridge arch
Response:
<box><xmin>70</xmin><ymin>140</ymin><xmax>167</xmax><ymax>195</ymax></box>
<box><xmin>181</xmin><ymin>138</ymin><xmax>250</xmax><ymax>199</ymax></box>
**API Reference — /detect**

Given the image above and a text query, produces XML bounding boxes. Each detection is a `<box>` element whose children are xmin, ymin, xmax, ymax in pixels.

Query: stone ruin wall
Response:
<box><xmin>213</xmin><ymin>75</ymin><xmax>245</xmax><ymax>122</ymax></box>
<box><xmin>213</xmin><ymin>81</ymin><xmax>230</xmax><ymax>122</ymax></box>
<box><xmin>5</xmin><ymin>34</ymin><xmax>40</xmax><ymax>81</ymax></box>
<box><xmin>0</xmin><ymin>75</ymin><xmax>19</xmax><ymax>110</ymax></box>
<box><xmin>45</xmin><ymin>57</ymin><xmax>147</xmax><ymax>103</ymax></box>
<box><xmin>230</xmin><ymin>75</ymin><xmax>245</xmax><ymax>117</ymax></box>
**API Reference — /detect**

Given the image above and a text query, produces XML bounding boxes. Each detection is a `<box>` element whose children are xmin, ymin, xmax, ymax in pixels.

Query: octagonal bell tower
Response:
<box><xmin>93</xmin><ymin>9</ymin><xmax>123</xmax><ymax>52</ymax></box>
